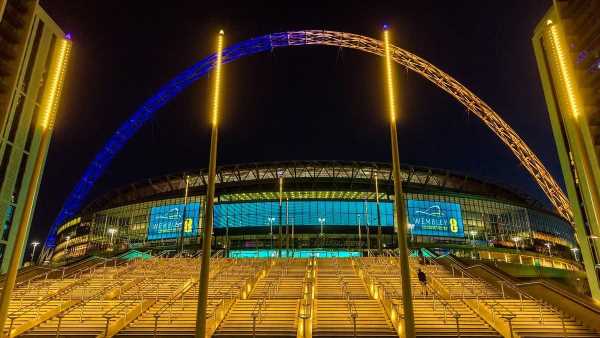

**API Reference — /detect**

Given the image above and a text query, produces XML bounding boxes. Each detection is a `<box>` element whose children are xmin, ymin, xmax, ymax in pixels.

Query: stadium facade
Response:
<box><xmin>49</xmin><ymin>161</ymin><xmax>579</xmax><ymax>268</ymax></box>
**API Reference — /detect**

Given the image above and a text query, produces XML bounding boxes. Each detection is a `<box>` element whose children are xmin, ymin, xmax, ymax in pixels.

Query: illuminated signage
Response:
<box><xmin>147</xmin><ymin>203</ymin><xmax>200</xmax><ymax>240</ymax></box>
<box><xmin>407</xmin><ymin>199</ymin><xmax>464</xmax><ymax>238</ymax></box>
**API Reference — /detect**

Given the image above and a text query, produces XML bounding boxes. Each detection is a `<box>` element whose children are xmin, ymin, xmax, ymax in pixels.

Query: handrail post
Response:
<box><xmin>103</xmin><ymin>316</ymin><xmax>111</xmax><ymax>338</ymax></box>
<box><xmin>454</xmin><ymin>313</ymin><xmax>461</xmax><ymax>338</ymax></box>
<box><xmin>252</xmin><ymin>312</ymin><xmax>257</xmax><ymax>338</ymax></box>
<box><xmin>352</xmin><ymin>312</ymin><xmax>357</xmax><ymax>338</ymax></box>
<box><xmin>503</xmin><ymin>315</ymin><xmax>515</xmax><ymax>338</ymax></box>
<box><xmin>154</xmin><ymin>313</ymin><xmax>160</xmax><ymax>338</ymax></box>
<box><xmin>56</xmin><ymin>313</ymin><xmax>64</xmax><ymax>338</ymax></box>
<box><xmin>561</xmin><ymin>312</ymin><xmax>568</xmax><ymax>338</ymax></box>
<box><xmin>519</xmin><ymin>293</ymin><xmax>523</xmax><ymax>312</ymax></box>
<box><xmin>7</xmin><ymin>316</ymin><xmax>15</xmax><ymax>337</ymax></box>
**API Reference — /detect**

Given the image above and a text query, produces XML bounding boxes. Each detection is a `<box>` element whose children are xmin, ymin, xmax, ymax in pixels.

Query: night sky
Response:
<box><xmin>32</xmin><ymin>1</ymin><xmax>556</xmax><ymax>246</ymax></box>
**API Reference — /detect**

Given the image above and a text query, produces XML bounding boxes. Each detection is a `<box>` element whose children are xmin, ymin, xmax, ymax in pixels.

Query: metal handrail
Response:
<box><xmin>442</xmin><ymin>254</ymin><xmax>559</xmax><ymax>321</ymax></box>
<box><xmin>7</xmin><ymin>257</ymin><xmax>131</xmax><ymax>323</ymax></box>
<box><xmin>425</xmin><ymin>252</ymin><xmax>524</xmax><ymax>323</ymax></box>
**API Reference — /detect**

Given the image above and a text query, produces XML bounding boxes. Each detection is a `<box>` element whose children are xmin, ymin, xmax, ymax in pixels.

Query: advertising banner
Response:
<box><xmin>407</xmin><ymin>199</ymin><xmax>464</xmax><ymax>238</ymax></box>
<box><xmin>147</xmin><ymin>202</ymin><xmax>200</xmax><ymax>240</ymax></box>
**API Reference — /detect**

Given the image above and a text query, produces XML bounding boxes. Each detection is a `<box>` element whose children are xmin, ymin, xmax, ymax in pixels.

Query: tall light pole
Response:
<box><xmin>375</xmin><ymin>172</ymin><xmax>382</xmax><ymax>255</ymax></box>
<box><xmin>179</xmin><ymin>175</ymin><xmax>190</xmax><ymax>253</ymax></box>
<box><xmin>383</xmin><ymin>25</ymin><xmax>415</xmax><ymax>338</ymax></box>
<box><xmin>318</xmin><ymin>217</ymin><xmax>325</xmax><ymax>242</ymax></box>
<box><xmin>0</xmin><ymin>35</ymin><xmax>71</xmax><ymax>337</ymax></box>
<box><xmin>278</xmin><ymin>173</ymin><xmax>283</xmax><ymax>258</ymax></box>
<box><xmin>196</xmin><ymin>30</ymin><xmax>224</xmax><ymax>338</ymax></box>
<box><xmin>357</xmin><ymin>214</ymin><xmax>362</xmax><ymax>249</ymax></box>
<box><xmin>225</xmin><ymin>215</ymin><xmax>230</xmax><ymax>257</ymax></box>
<box><xmin>364</xmin><ymin>199</ymin><xmax>371</xmax><ymax>254</ymax></box>
<box><xmin>268</xmin><ymin>217</ymin><xmax>275</xmax><ymax>250</ymax></box>
<box><xmin>285</xmin><ymin>198</ymin><xmax>289</xmax><ymax>256</ymax></box>
<box><xmin>30</xmin><ymin>241</ymin><xmax>40</xmax><ymax>263</ymax></box>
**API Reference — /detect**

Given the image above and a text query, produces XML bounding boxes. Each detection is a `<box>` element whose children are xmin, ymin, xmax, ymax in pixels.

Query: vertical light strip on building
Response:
<box><xmin>547</xmin><ymin>22</ymin><xmax>582</xmax><ymax>120</ymax></box>
<box><xmin>0</xmin><ymin>34</ymin><xmax>72</xmax><ymax>337</ymax></box>
<box><xmin>383</xmin><ymin>28</ymin><xmax>397</xmax><ymax>123</ymax></box>
<box><xmin>212</xmin><ymin>30</ymin><xmax>224</xmax><ymax>126</ymax></box>
<box><xmin>41</xmin><ymin>37</ymin><xmax>72</xmax><ymax>131</ymax></box>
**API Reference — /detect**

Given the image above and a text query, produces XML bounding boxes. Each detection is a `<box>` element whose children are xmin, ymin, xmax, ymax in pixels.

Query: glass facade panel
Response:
<box><xmin>213</xmin><ymin>200</ymin><xmax>394</xmax><ymax>228</ymax></box>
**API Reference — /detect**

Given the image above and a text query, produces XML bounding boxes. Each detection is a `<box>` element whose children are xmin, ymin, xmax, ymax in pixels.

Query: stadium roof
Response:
<box><xmin>83</xmin><ymin>161</ymin><xmax>549</xmax><ymax>215</ymax></box>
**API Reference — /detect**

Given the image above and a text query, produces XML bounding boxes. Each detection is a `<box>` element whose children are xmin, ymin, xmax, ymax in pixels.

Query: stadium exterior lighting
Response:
<box><xmin>196</xmin><ymin>29</ymin><xmax>224</xmax><ymax>338</ymax></box>
<box><xmin>0</xmin><ymin>36</ymin><xmax>72</xmax><ymax>335</ymax></box>
<box><xmin>383</xmin><ymin>25</ymin><xmax>415</xmax><ymax>338</ymax></box>
<box><xmin>30</xmin><ymin>241</ymin><xmax>40</xmax><ymax>263</ymax></box>
<box><xmin>108</xmin><ymin>228</ymin><xmax>117</xmax><ymax>245</ymax></box>
<box><xmin>278</xmin><ymin>174</ymin><xmax>283</xmax><ymax>257</ymax></box>
<box><xmin>179</xmin><ymin>175</ymin><xmax>190</xmax><ymax>253</ymax></box>
<box><xmin>375</xmin><ymin>171</ymin><xmax>382</xmax><ymax>255</ymax></box>
<box><xmin>318</xmin><ymin>218</ymin><xmax>326</xmax><ymax>238</ymax></box>
<box><xmin>470</xmin><ymin>230</ymin><xmax>477</xmax><ymax>241</ymax></box>
<box><xmin>512</xmin><ymin>236</ymin><xmax>521</xmax><ymax>251</ymax></box>
<box><xmin>571</xmin><ymin>247</ymin><xmax>579</xmax><ymax>262</ymax></box>
<box><xmin>545</xmin><ymin>242</ymin><xmax>553</xmax><ymax>257</ymax></box>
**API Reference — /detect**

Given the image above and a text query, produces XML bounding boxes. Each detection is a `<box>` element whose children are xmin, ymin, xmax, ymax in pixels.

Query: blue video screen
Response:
<box><xmin>147</xmin><ymin>203</ymin><xmax>200</xmax><ymax>240</ymax></box>
<box><xmin>407</xmin><ymin>199</ymin><xmax>464</xmax><ymax>238</ymax></box>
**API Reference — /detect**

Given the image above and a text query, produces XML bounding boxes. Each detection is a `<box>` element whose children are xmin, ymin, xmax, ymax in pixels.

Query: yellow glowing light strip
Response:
<box><xmin>212</xmin><ymin>30</ymin><xmax>224</xmax><ymax>126</ymax></box>
<box><xmin>547</xmin><ymin>23</ymin><xmax>582</xmax><ymax>120</ymax></box>
<box><xmin>383</xmin><ymin>29</ymin><xmax>397</xmax><ymax>123</ymax></box>
<box><xmin>41</xmin><ymin>38</ymin><xmax>72</xmax><ymax>130</ymax></box>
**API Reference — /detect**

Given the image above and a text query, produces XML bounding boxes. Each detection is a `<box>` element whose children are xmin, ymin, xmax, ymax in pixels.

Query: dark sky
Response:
<box><xmin>32</xmin><ymin>1</ymin><xmax>557</xmax><ymax>245</ymax></box>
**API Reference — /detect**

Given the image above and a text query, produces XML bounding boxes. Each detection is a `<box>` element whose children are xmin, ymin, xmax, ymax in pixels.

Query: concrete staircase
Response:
<box><xmin>1</xmin><ymin>254</ymin><xmax>598</xmax><ymax>338</ymax></box>
<box><xmin>213</xmin><ymin>299</ymin><xmax>299</xmax><ymax>337</ymax></box>
<box><xmin>493</xmin><ymin>299</ymin><xmax>600</xmax><ymax>338</ymax></box>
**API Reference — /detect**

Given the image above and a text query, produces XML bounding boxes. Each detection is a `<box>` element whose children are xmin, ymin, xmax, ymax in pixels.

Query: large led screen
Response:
<box><xmin>147</xmin><ymin>202</ymin><xmax>200</xmax><ymax>240</ymax></box>
<box><xmin>407</xmin><ymin>199</ymin><xmax>464</xmax><ymax>238</ymax></box>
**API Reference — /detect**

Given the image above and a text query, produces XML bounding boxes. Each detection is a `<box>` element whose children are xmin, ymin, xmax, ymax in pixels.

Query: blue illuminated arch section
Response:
<box><xmin>43</xmin><ymin>30</ymin><xmax>571</xmax><ymax>253</ymax></box>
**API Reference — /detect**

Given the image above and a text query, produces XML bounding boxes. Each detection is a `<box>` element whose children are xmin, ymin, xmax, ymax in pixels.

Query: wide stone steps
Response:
<box><xmin>493</xmin><ymin>299</ymin><xmax>600</xmax><ymax>338</ymax></box>
<box><xmin>314</xmin><ymin>299</ymin><xmax>397</xmax><ymax>337</ymax></box>
<box><xmin>23</xmin><ymin>299</ymin><xmax>136</xmax><ymax>336</ymax></box>
<box><xmin>3</xmin><ymin>300</ymin><xmax>65</xmax><ymax>333</ymax></box>
<box><xmin>117</xmin><ymin>298</ymin><xmax>224</xmax><ymax>337</ymax></box>
<box><xmin>213</xmin><ymin>299</ymin><xmax>298</xmax><ymax>337</ymax></box>
<box><xmin>403</xmin><ymin>299</ymin><xmax>501</xmax><ymax>338</ymax></box>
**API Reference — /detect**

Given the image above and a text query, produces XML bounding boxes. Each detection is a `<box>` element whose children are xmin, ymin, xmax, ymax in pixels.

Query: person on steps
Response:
<box><xmin>417</xmin><ymin>268</ymin><xmax>428</xmax><ymax>296</ymax></box>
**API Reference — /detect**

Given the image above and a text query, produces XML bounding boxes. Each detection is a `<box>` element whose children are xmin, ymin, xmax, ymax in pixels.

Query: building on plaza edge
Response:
<box><xmin>48</xmin><ymin>161</ymin><xmax>579</xmax><ymax>268</ymax></box>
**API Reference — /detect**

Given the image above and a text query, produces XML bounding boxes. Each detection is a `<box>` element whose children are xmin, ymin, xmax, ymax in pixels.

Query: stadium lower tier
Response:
<box><xmin>3</xmin><ymin>251</ymin><xmax>600</xmax><ymax>337</ymax></box>
<box><xmin>48</xmin><ymin>162</ymin><xmax>579</xmax><ymax>267</ymax></box>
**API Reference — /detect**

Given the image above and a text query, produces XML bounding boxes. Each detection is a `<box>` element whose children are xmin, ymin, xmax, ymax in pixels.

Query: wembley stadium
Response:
<box><xmin>48</xmin><ymin>161</ymin><xmax>579</xmax><ymax>269</ymax></box>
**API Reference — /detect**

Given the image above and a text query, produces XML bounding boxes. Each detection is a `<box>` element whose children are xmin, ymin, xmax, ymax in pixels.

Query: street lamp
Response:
<box><xmin>268</xmin><ymin>217</ymin><xmax>275</xmax><ymax>250</ymax></box>
<box><xmin>545</xmin><ymin>242</ymin><xmax>553</xmax><ymax>257</ymax></box>
<box><xmin>65</xmin><ymin>235</ymin><xmax>71</xmax><ymax>259</ymax></box>
<box><xmin>357</xmin><ymin>215</ymin><xmax>362</xmax><ymax>248</ymax></box>
<box><xmin>571</xmin><ymin>247</ymin><xmax>580</xmax><ymax>262</ymax></box>
<box><xmin>318</xmin><ymin>218</ymin><xmax>325</xmax><ymax>238</ymax></box>
<box><xmin>469</xmin><ymin>230</ymin><xmax>477</xmax><ymax>241</ymax></box>
<box><xmin>30</xmin><ymin>241</ymin><xmax>40</xmax><ymax>263</ymax></box>
<box><xmin>512</xmin><ymin>236</ymin><xmax>521</xmax><ymax>251</ymax></box>
<box><xmin>108</xmin><ymin>228</ymin><xmax>117</xmax><ymax>246</ymax></box>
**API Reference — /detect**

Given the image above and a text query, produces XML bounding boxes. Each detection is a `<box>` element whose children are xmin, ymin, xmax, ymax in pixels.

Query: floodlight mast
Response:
<box><xmin>195</xmin><ymin>29</ymin><xmax>224</xmax><ymax>338</ymax></box>
<box><xmin>383</xmin><ymin>25</ymin><xmax>416</xmax><ymax>338</ymax></box>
